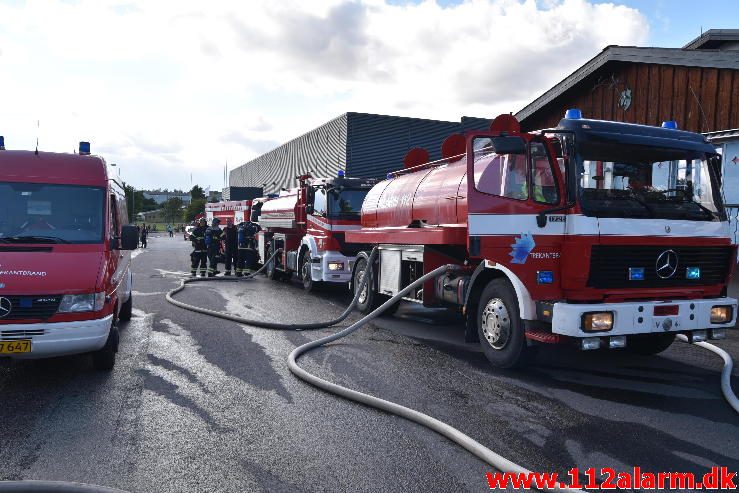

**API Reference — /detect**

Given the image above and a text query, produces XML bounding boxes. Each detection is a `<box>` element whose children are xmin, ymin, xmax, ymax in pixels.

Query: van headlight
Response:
<box><xmin>58</xmin><ymin>292</ymin><xmax>106</xmax><ymax>313</ymax></box>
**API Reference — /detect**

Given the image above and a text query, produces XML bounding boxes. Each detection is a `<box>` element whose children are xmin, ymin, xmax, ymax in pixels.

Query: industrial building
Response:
<box><xmin>229</xmin><ymin>112</ymin><xmax>491</xmax><ymax>194</ymax></box>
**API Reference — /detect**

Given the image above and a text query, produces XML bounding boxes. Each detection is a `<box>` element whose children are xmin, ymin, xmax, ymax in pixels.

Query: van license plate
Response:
<box><xmin>0</xmin><ymin>340</ymin><xmax>32</xmax><ymax>354</ymax></box>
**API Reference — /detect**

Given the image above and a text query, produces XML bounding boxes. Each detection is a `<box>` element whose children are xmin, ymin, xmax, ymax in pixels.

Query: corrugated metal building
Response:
<box><xmin>515</xmin><ymin>29</ymin><xmax>739</xmax><ymax>134</ymax></box>
<box><xmin>229</xmin><ymin>112</ymin><xmax>491</xmax><ymax>194</ymax></box>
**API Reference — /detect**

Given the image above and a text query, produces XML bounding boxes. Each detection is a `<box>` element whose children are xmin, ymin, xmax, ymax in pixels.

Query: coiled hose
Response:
<box><xmin>166</xmin><ymin>249</ymin><xmax>585</xmax><ymax>493</ymax></box>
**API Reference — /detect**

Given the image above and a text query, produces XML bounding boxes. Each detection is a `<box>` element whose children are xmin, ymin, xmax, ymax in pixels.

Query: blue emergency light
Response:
<box><xmin>337</xmin><ymin>169</ymin><xmax>345</xmax><ymax>178</ymax></box>
<box><xmin>79</xmin><ymin>141</ymin><xmax>91</xmax><ymax>155</ymax></box>
<box><xmin>565</xmin><ymin>109</ymin><xmax>582</xmax><ymax>119</ymax></box>
<box><xmin>0</xmin><ymin>136</ymin><xmax>5</xmax><ymax>150</ymax></box>
<box><xmin>629</xmin><ymin>267</ymin><xmax>645</xmax><ymax>281</ymax></box>
<box><xmin>661</xmin><ymin>120</ymin><xmax>678</xmax><ymax>129</ymax></box>
<box><xmin>686</xmin><ymin>266</ymin><xmax>701</xmax><ymax>280</ymax></box>
<box><xmin>386</xmin><ymin>173</ymin><xmax>393</xmax><ymax>180</ymax></box>
<box><xmin>537</xmin><ymin>271</ymin><xmax>554</xmax><ymax>284</ymax></box>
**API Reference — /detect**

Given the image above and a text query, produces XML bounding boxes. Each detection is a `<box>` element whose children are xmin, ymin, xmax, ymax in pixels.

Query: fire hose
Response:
<box><xmin>676</xmin><ymin>334</ymin><xmax>739</xmax><ymax>414</ymax></box>
<box><xmin>166</xmin><ymin>248</ymin><xmax>587</xmax><ymax>493</ymax></box>
<box><xmin>166</xmin><ymin>248</ymin><xmax>738</xmax><ymax>491</ymax></box>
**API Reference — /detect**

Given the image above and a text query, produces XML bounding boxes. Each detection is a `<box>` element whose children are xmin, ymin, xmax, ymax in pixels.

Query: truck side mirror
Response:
<box><xmin>120</xmin><ymin>225</ymin><xmax>139</xmax><ymax>250</ymax></box>
<box><xmin>306</xmin><ymin>204</ymin><xmax>314</xmax><ymax>215</ymax></box>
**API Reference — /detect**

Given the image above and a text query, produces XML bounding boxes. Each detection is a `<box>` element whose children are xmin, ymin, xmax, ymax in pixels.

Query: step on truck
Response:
<box><xmin>345</xmin><ymin>111</ymin><xmax>737</xmax><ymax>368</ymax></box>
<box><xmin>0</xmin><ymin>139</ymin><xmax>138</xmax><ymax>370</ymax></box>
<box><xmin>251</xmin><ymin>172</ymin><xmax>376</xmax><ymax>291</ymax></box>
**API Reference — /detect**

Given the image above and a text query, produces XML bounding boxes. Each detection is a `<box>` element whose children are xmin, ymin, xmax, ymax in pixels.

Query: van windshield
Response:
<box><xmin>0</xmin><ymin>182</ymin><xmax>105</xmax><ymax>244</ymax></box>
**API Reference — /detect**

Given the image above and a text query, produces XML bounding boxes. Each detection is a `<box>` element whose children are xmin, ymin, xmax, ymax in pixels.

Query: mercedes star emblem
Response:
<box><xmin>656</xmin><ymin>250</ymin><xmax>679</xmax><ymax>279</ymax></box>
<box><xmin>0</xmin><ymin>297</ymin><xmax>11</xmax><ymax>319</ymax></box>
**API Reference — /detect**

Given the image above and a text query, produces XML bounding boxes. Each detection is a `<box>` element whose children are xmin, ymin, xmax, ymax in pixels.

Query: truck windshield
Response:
<box><xmin>0</xmin><ymin>182</ymin><xmax>105</xmax><ymax>243</ymax></box>
<box><xmin>576</xmin><ymin>142</ymin><xmax>724</xmax><ymax>221</ymax></box>
<box><xmin>326</xmin><ymin>189</ymin><xmax>367</xmax><ymax>217</ymax></box>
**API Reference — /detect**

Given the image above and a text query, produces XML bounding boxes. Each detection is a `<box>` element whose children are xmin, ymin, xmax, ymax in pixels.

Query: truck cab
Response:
<box><xmin>0</xmin><ymin>140</ymin><xmax>138</xmax><ymax>370</ymax></box>
<box><xmin>255</xmin><ymin>173</ymin><xmax>376</xmax><ymax>291</ymax></box>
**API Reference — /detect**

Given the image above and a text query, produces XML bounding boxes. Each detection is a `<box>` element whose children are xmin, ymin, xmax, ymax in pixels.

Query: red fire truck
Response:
<box><xmin>345</xmin><ymin>111</ymin><xmax>737</xmax><ymax>368</ymax></box>
<box><xmin>205</xmin><ymin>200</ymin><xmax>252</xmax><ymax>225</ymax></box>
<box><xmin>252</xmin><ymin>172</ymin><xmax>376</xmax><ymax>291</ymax></box>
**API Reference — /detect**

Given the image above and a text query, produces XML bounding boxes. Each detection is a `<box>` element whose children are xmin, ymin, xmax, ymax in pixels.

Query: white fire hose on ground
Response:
<box><xmin>165</xmin><ymin>248</ymin><xmax>738</xmax><ymax>492</ymax></box>
<box><xmin>676</xmin><ymin>334</ymin><xmax>739</xmax><ymax>413</ymax></box>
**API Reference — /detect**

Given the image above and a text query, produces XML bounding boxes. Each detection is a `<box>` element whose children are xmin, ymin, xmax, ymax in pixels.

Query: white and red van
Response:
<box><xmin>0</xmin><ymin>139</ymin><xmax>138</xmax><ymax>370</ymax></box>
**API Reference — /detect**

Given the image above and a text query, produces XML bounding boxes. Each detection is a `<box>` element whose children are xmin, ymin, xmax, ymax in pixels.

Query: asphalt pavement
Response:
<box><xmin>0</xmin><ymin>234</ymin><xmax>737</xmax><ymax>493</ymax></box>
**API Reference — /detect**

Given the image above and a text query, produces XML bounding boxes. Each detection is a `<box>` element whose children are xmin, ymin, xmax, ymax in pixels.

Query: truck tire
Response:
<box><xmin>301</xmin><ymin>250</ymin><xmax>321</xmax><ymax>292</ymax></box>
<box><xmin>626</xmin><ymin>333</ymin><xmax>675</xmax><ymax>355</ymax></box>
<box><xmin>376</xmin><ymin>294</ymin><xmax>400</xmax><ymax>317</ymax></box>
<box><xmin>265</xmin><ymin>244</ymin><xmax>281</xmax><ymax>281</ymax></box>
<box><xmin>92</xmin><ymin>325</ymin><xmax>119</xmax><ymax>371</ymax></box>
<box><xmin>353</xmin><ymin>257</ymin><xmax>380</xmax><ymax>314</ymax></box>
<box><xmin>476</xmin><ymin>279</ymin><xmax>529</xmax><ymax>368</ymax></box>
<box><xmin>118</xmin><ymin>291</ymin><xmax>133</xmax><ymax>322</ymax></box>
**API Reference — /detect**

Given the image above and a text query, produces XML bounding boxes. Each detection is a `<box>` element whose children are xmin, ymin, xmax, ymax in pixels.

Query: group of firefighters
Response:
<box><xmin>188</xmin><ymin>217</ymin><xmax>261</xmax><ymax>277</ymax></box>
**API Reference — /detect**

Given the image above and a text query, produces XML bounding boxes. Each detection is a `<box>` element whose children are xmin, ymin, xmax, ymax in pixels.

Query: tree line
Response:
<box><xmin>123</xmin><ymin>184</ymin><xmax>208</xmax><ymax>223</ymax></box>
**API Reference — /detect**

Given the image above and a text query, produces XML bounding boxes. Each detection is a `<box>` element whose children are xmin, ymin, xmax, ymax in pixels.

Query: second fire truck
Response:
<box><xmin>252</xmin><ymin>172</ymin><xmax>376</xmax><ymax>291</ymax></box>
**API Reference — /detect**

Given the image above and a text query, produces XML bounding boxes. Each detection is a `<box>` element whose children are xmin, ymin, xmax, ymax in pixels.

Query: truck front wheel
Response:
<box><xmin>301</xmin><ymin>250</ymin><xmax>321</xmax><ymax>292</ymax></box>
<box><xmin>477</xmin><ymin>279</ymin><xmax>529</xmax><ymax>368</ymax></box>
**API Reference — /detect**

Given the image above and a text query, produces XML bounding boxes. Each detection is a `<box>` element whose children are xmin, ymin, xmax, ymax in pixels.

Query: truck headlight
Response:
<box><xmin>328</xmin><ymin>262</ymin><xmax>344</xmax><ymax>271</ymax></box>
<box><xmin>582</xmin><ymin>312</ymin><xmax>614</xmax><ymax>332</ymax></box>
<box><xmin>58</xmin><ymin>292</ymin><xmax>105</xmax><ymax>313</ymax></box>
<box><xmin>710</xmin><ymin>305</ymin><xmax>733</xmax><ymax>324</ymax></box>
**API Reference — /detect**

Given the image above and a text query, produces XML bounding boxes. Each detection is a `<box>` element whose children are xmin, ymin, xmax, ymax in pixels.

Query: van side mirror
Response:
<box><xmin>120</xmin><ymin>225</ymin><xmax>139</xmax><ymax>250</ymax></box>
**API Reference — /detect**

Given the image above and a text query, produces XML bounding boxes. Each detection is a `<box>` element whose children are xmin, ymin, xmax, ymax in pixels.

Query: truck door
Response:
<box><xmin>466</xmin><ymin>135</ymin><xmax>566</xmax><ymax>297</ymax></box>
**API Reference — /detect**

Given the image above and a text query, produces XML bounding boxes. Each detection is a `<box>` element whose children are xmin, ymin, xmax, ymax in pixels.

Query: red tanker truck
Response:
<box><xmin>345</xmin><ymin>111</ymin><xmax>737</xmax><ymax>368</ymax></box>
<box><xmin>252</xmin><ymin>172</ymin><xmax>376</xmax><ymax>291</ymax></box>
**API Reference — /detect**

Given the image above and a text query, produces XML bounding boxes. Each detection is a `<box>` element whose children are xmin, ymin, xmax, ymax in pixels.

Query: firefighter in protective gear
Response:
<box><xmin>223</xmin><ymin>218</ymin><xmax>238</xmax><ymax>276</ymax></box>
<box><xmin>205</xmin><ymin>218</ymin><xmax>224</xmax><ymax>277</ymax></box>
<box><xmin>236</xmin><ymin>220</ymin><xmax>261</xmax><ymax>277</ymax></box>
<box><xmin>189</xmin><ymin>218</ymin><xmax>208</xmax><ymax>277</ymax></box>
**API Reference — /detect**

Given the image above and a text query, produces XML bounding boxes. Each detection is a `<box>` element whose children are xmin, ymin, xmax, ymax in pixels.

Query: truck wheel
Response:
<box><xmin>353</xmin><ymin>257</ymin><xmax>380</xmax><ymax>314</ymax></box>
<box><xmin>376</xmin><ymin>294</ymin><xmax>400</xmax><ymax>316</ymax></box>
<box><xmin>301</xmin><ymin>250</ymin><xmax>321</xmax><ymax>292</ymax></box>
<box><xmin>477</xmin><ymin>279</ymin><xmax>528</xmax><ymax>368</ymax></box>
<box><xmin>118</xmin><ymin>292</ymin><xmax>133</xmax><ymax>322</ymax></box>
<box><xmin>626</xmin><ymin>333</ymin><xmax>675</xmax><ymax>355</ymax></box>
<box><xmin>92</xmin><ymin>325</ymin><xmax>119</xmax><ymax>371</ymax></box>
<box><xmin>265</xmin><ymin>245</ymin><xmax>281</xmax><ymax>281</ymax></box>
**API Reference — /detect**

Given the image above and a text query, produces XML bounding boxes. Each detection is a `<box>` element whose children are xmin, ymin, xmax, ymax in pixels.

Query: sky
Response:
<box><xmin>0</xmin><ymin>0</ymin><xmax>736</xmax><ymax>192</ymax></box>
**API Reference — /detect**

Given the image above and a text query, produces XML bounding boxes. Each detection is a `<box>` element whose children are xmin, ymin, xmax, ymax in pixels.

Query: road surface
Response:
<box><xmin>0</xmin><ymin>235</ymin><xmax>737</xmax><ymax>492</ymax></box>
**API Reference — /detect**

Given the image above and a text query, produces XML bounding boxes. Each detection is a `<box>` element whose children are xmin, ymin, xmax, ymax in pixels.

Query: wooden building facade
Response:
<box><xmin>516</xmin><ymin>30</ymin><xmax>739</xmax><ymax>134</ymax></box>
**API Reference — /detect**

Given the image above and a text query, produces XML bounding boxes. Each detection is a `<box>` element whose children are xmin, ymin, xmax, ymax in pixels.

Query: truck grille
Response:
<box><xmin>0</xmin><ymin>296</ymin><xmax>61</xmax><ymax>321</ymax></box>
<box><xmin>587</xmin><ymin>246</ymin><xmax>732</xmax><ymax>289</ymax></box>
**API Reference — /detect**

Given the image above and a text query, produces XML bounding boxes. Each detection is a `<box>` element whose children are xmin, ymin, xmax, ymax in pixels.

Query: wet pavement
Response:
<box><xmin>0</xmin><ymin>234</ymin><xmax>737</xmax><ymax>492</ymax></box>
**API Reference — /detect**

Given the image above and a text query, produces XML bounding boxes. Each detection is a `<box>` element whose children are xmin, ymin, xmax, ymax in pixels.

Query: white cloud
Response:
<box><xmin>0</xmin><ymin>0</ymin><xmax>648</xmax><ymax>191</ymax></box>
